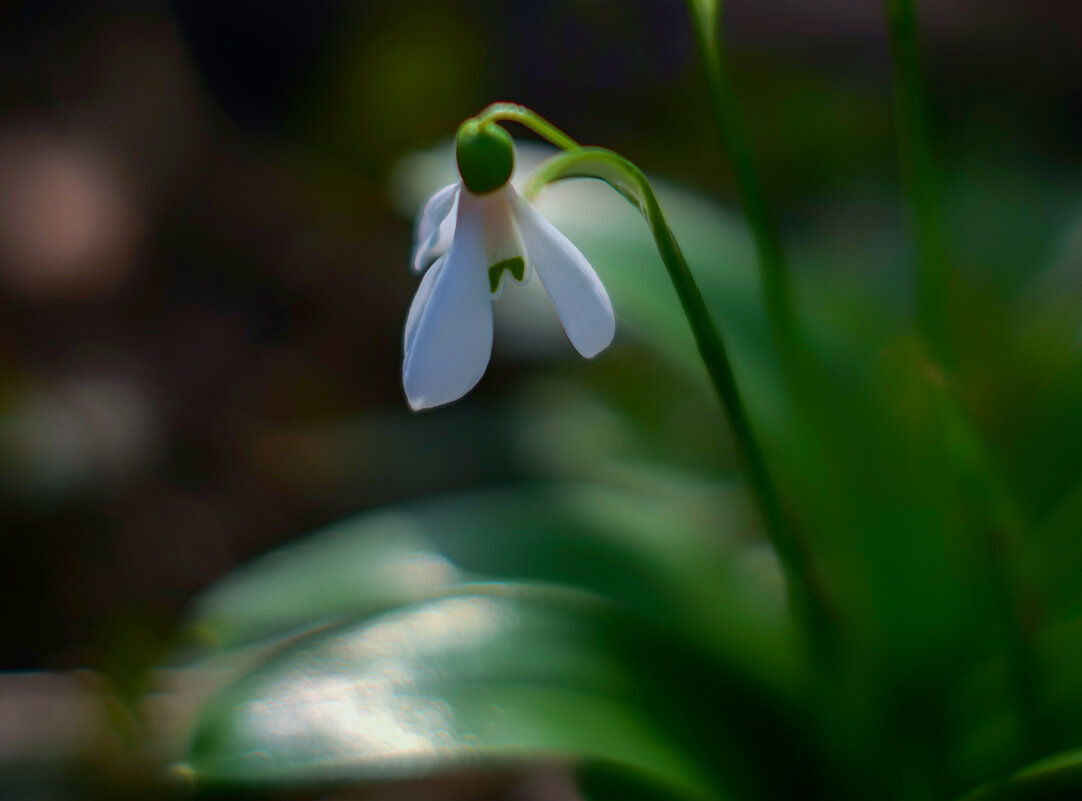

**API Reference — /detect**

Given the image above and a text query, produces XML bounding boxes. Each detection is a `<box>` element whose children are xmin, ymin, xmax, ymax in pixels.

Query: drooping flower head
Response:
<box><xmin>403</xmin><ymin>117</ymin><xmax>614</xmax><ymax>411</ymax></box>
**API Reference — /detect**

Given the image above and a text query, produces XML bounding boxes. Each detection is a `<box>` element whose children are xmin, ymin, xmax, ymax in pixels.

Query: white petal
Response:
<box><xmin>412</xmin><ymin>182</ymin><xmax>458</xmax><ymax>248</ymax></box>
<box><xmin>403</xmin><ymin>253</ymin><xmax>446</xmax><ymax>355</ymax></box>
<box><xmin>403</xmin><ymin>191</ymin><xmax>493</xmax><ymax>410</ymax></box>
<box><xmin>510</xmin><ymin>191</ymin><xmax>615</xmax><ymax>358</ymax></box>
<box><xmin>410</xmin><ymin>183</ymin><xmax>459</xmax><ymax>273</ymax></box>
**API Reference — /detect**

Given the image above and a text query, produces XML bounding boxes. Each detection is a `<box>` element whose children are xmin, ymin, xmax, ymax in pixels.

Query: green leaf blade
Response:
<box><xmin>183</xmin><ymin>587</ymin><xmax>722</xmax><ymax>800</ymax></box>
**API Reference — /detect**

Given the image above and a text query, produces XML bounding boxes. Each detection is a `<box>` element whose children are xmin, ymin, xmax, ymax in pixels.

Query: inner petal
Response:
<box><xmin>479</xmin><ymin>187</ymin><xmax>529</xmax><ymax>298</ymax></box>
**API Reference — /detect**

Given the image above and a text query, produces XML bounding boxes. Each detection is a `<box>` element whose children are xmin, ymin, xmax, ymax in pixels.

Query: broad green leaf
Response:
<box><xmin>181</xmin><ymin>481</ymin><xmax>795</xmax><ymax>686</ymax></box>
<box><xmin>183</xmin><ymin>586</ymin><xmax>727</xmax><ymax>798</ymax></box>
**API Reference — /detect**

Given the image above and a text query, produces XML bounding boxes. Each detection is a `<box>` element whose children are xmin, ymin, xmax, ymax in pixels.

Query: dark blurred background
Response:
<box><xmin>0</xmin><ymin>0</ymin><xmax>1080</xmax><ymax>680</ymax></box>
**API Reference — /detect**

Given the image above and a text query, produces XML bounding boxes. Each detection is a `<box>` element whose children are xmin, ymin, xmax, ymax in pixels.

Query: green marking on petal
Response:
<box><xmin>488</xmin><ymin>257</ymin><xmax>526</xmax><ymax>294</ymax></box>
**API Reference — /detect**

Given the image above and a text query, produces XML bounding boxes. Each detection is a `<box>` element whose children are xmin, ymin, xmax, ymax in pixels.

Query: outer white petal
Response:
<box><xmin>403</xmin><ymin>253</ymin><xmax>446</xmax><ymax>355</ymax></box>
<box><xmin>402</xmin><ymin>191</ymin><xmax>493</xmax><ymax>410</ymax></box>
<box><xmin>510</xmin><ymin>191</ymin><xmax>615</xmax><ymax>358</ymax></box>
<box><xmin>410</xmin><ymin>182</ymin><xmax>459</xmax><ymax>273</ymax></box>
<box><xmin>412</xmin><ymin>182</ymin><xmax>458</xmax><ymax>249</ymax></box>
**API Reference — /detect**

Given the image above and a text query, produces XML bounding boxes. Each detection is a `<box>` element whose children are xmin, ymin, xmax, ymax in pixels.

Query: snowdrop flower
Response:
<box><xmin>403</xmin><ymin>118</ymin><xmax>615</xmax><ymax>411</ymax></box>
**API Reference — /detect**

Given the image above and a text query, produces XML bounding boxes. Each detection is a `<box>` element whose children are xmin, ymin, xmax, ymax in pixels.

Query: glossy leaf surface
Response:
<box><xmin>184</xmin><ymin>586</ymin><xmax>725</xmax><ymax>797</ymax></box>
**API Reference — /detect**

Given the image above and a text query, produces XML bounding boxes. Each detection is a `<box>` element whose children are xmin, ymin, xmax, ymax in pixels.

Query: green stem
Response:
<box><xmin>684</xmin><ymin>0</ymin><xmax>799</xmax><ymax>365</ymax></box>
<box><xmin>477</xmin><ymin>103</ymin><xmax>581</xmax><ymax>152</ymax></box>
<box><xmin>883</xmin><ymin>0</ymin><xmax>951</xmax><ymax>362</ymax></box>
<box><xmin>527</xmin><ymin>147</ymin><xmax>832</xmax><ymax>651</ymax></box>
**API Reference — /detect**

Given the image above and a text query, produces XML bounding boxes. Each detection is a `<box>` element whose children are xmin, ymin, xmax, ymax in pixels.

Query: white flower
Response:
<box><xmin>402</xmin><ymin>139</ymin><xmax>615</xmax><ymax>411</ymax></box>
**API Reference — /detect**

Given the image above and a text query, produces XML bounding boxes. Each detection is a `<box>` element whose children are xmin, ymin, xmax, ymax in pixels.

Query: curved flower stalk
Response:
<box><xmin>403</xmin><ymin>116</ymin><xmax>614</xmax><ymax>411</ymax></box>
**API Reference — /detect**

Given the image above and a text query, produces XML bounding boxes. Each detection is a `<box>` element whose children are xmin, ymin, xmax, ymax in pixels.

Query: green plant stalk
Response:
<box><xmin>527</xmin><ymin>148</ymin><xmax>833</xmax><ymax>653</ymax></box>
<box><xmin>684</xmin><ymin>0</ymin><xmax>798</xmax><ymax>365</ymax></box>
<box><xmin>477</xmin><ymin>102</ymin><xmax>581</xmax><ymax>153</ymax></box>
<box><xmin>883</xmin><ymin>0</ymin><xmax>952</xmax><ymax>362</ymax></box>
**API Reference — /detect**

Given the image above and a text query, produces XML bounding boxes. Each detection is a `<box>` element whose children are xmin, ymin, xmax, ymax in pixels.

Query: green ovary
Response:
<box><xmin>488</xmin><ymin>257</ymin><xmax>525</xmax><ymax>293</ymax></box>
<box><xmin>456</xmin><ymin>119</ymin><xmax>515</xmax><ymax>194</ymax></box>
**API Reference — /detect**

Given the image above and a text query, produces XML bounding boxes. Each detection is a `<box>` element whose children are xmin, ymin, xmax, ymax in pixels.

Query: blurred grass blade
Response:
<box><xmin>684</xmin><ymin>0</ymin><xmax>798</xmax><ymax>368</ymax></box>
<box><xmin>883</xmin><ymin>0</ymin><xmax>952</xmax><ymax>361</ymax></box>
<box><xmin>959</xmin><ymin>748</ymin><xmax>1082</xmax><ymax>801</ymax></box>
